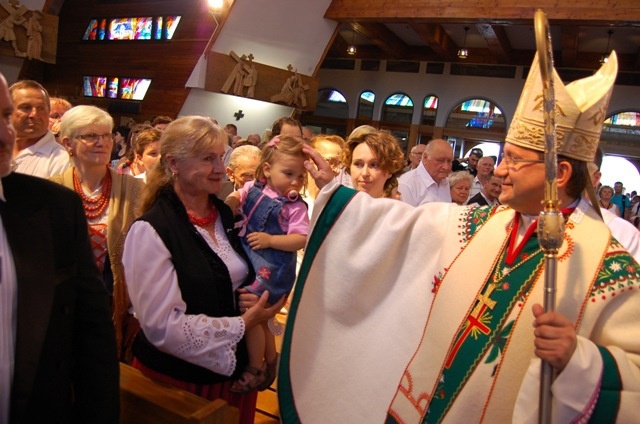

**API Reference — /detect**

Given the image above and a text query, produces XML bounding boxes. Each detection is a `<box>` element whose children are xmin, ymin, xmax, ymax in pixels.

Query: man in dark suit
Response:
<box><xmin>0</xmin><ymin>73</ymin><xmax>119</xmax><ymax>423</ymax></box>
<box><xmin>467</xmin><ymin>171</ymin><xmax>502</xmax><ymax>207</ymax></box>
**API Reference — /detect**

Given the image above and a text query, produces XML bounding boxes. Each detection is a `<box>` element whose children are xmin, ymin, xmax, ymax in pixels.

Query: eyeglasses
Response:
<box><xmin>76</xmin><ymin>133</ymin><xmax>113</xmax><ymax>144</ymax></box>
<box><xmin>501</xmin><ymin>156</ymin><xmax>544</xmax><ymax>169</ymax></box>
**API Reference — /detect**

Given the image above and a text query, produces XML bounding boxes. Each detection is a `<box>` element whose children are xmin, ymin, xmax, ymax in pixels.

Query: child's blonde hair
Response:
<box><xmin>255</xmin><ymin>135</ymin><xmax>307</xmax><ymax>182</ymax></box>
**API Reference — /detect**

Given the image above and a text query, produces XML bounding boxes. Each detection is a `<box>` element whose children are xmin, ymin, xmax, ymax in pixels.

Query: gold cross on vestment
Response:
<box><xmin>444</xmin><ymin>283</ymin><xmax>498</xmax><ymax>368</ymax></box>
<box><xmin>471</xmin><ymin>283</ymin><xmax>497</xmax><ymax>317</ymax></box>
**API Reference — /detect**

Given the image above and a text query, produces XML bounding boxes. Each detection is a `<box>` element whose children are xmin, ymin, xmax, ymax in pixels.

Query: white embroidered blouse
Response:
<box><xmin>122</xmin><ymin>216</ymin><xmax>249</xmax><ymax>377</ymax></box>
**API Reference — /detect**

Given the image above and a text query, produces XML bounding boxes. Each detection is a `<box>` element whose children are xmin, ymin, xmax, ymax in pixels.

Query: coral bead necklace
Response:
<box><xmin>73</xmin><ymin>167</ymin><xmax>112</xmax><ymax>219</ymax></box>
<box><xmin>188</xmin><ymin>206</ymin><xmax>218</xmax><ymax>227</ymax></box>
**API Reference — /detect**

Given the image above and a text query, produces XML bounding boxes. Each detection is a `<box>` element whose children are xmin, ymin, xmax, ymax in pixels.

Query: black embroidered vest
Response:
<box><xmin>133</xmin><ymin>186</ymin><xmax>253</xmax><ymax>383</ymax></box>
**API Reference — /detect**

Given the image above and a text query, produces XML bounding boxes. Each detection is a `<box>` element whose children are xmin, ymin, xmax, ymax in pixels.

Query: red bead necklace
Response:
<box><xmin>73</xmin><ymin>167</ymin><xmax>112</xmax><ymax>219</ymax></box>
<box><xmin>188</xmin><ymin>206</ymin><xmax>218</xmax><ymax>227</ymax></box>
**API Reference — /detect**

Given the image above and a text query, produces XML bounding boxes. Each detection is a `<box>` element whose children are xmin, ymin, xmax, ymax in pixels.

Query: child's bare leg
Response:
<box><xmin>246</xmin><ymin>323</ymin><xmax>265</xmax><ymax>369</ymax></box>
<box><xmin>264</xmin><ymin>322</ymin><xmax>277</xmax><ymax>364</ymax></box>
<box><xmin>230</xmin><ymin>322</ymin><xmax>266</xmax><ymax>393</ymax></box>
<box><xmin>256</xmin><ymin>322</ymin><xmax>279</xmax><ymax>391</ymax></box>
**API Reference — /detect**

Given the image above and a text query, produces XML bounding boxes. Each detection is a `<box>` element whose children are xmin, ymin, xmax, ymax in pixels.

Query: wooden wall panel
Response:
<box><xmin>23</xmin><ymin>0</ymin><xmax>215</xmax><ymax>123</ymax></box>
<box><xmin>204</xmin><ymin>51</ymin><xmax>318</xmax><ymax>111</ymax></box>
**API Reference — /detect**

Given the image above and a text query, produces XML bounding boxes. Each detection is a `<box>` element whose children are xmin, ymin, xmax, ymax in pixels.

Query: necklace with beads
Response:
<box><xmin>188</xmin><ymin>206</ymin><xmax>218</xmax><ymax>227</ymax></box>
<box><xmin>73</xmin><ymin>167</ymin><xmax>112</xmax><ymax>219</ymax></box>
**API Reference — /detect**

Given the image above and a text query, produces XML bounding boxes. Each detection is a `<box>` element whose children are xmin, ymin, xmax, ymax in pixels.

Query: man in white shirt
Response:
<box><xmin>10</xmin><ymin>80</ymin><xmax>70</xmax><ymax>178</ymax></box>
<box><xmin>398</xmin><ymin>138</ymin><xmax>452</xmax><ymax>206</ymax></box>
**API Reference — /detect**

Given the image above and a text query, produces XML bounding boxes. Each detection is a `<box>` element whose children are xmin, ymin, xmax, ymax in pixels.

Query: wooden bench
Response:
<box><xmin>119</xmin><ymin>363</ymin><xmax>239</xmax><ymax>424</ymax></box>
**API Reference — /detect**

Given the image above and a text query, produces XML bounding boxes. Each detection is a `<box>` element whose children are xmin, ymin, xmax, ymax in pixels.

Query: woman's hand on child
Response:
<box><xmin>247</xmin><ymin>232</ymin><xmax>271</xmax><ymax>249</ymax></box>
<box><xmin>241</xmin><ymin>291</ymin><xmax>286</xmax><ymax>329</ymax></box>
<box><xmin>237</xmin><ymin>288</ymin><xmax>259</xmax><ymax>311</ymax></box>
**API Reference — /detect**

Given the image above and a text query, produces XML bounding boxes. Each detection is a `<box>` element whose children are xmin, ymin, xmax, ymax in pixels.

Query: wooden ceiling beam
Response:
<box><xmin>560</xmin><ymin>25</ymin><xmax>579</xmax><ymax>68</ymax></box>
<box><xmin>325</xmin><ymin>0</ymin><xmax>640</xmax><ymax>22</ymax></box>
<box><xmin>350</xmin><ymin>22</ymin><xmax>410</xmax><ymax>59</ymax></box>
<box><xmin>409</xmin><ymin>22</ymin><xmax>458</xmax><ymax>62</ymax></box>
<box><xmin>476</xmin><ymin>24</ymin><xmax>511</xmax><ymax>64</ymax></box>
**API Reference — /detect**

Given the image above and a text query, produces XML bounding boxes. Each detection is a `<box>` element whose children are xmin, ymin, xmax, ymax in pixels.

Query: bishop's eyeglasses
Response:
<box><xmin>501</xmin><ymin>156</ymin><xmax>544</xmax><ymax>170</ymax></box>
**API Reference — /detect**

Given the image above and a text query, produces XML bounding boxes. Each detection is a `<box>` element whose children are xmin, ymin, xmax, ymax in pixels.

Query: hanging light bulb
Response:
<box><xmin>599</xmin><ymin>29</ymin><xmax>613</xmax><ymax>65</ymax></box>
<box><xmin>458</xmin><ymin>26</ymin><xmax>469</xmax><ymax>59</ymax></box>
<box><xmin>208</xmin><ymin>0</ymin><xmax>224</xmax><ymax>9</ymax></box>
<box><xmin>347</xmin><ymin>26</ymin><xmax>357</xmax><ymax>55</ymax></box>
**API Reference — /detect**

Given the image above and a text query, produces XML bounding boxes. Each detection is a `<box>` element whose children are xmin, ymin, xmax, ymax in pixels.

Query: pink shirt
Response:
<box><xmin>238</xmin><ymin>182</ymin><xmax>309</xmax><ymax>236</ymax></box>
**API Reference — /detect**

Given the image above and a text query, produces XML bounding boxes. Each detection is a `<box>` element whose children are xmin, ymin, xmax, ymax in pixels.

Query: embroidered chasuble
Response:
<box><xmin>395</xmin><ymin>234</ymin><xmax>544</xmax><ymax>423</ymax></box>
<box><xmin>279</xmin><ymin>182</ymin><xmax>640</xmax><ymax>424</ymax></box>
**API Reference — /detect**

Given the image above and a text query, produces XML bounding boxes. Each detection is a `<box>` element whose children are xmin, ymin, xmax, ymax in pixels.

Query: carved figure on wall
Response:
<box><xmin>25</xmin><ymin>10</ymin><xmax>42</xmax><ymax>60</ymax></box>
<box><xmin>0</xmin><ymin>1</ymin><xmax>27</xmax><ymax>58</ymax></box>
<box><xmin>292</xmin><ymin>72</ymin><xmax>308</xmax><ymax>108</ymax></box>
<box><xmin>242</xmin><ymin>54</ymin><xmax>258</xmax><ymax>99</ymax></box>
<box><xmin>270</xmin><ymin>66</ymin><xmax>308</xmax><ymax>108</ymax></box>
<box><xmin>221</xmin><ymin>51</ymin><xmax>259</xmax><ymax>98</ymax></box>
<box><xmin>221</xmin><ymin>51</ymin><xmax>247</xmax><ymax>96</ymax></box>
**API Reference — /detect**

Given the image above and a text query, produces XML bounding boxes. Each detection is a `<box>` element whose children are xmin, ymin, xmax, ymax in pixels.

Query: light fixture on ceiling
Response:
<box><xmin>458</xmin><ymin>26</ymin><xmax>469</xmax><ymax>59</ymax></box>
<box><xmin>599</xmin><ymin>29</ymin><xmax>613</xmax><ymax>65</ymax></box>
<box><xmin>204</xmin><ymin>0</ymin><xmax>225</xmax><ymax>59</ymax></box>
<box><xmin>208</xmin><ymin>0</ymin><xmax>224</xmax><ymax>10</ymax></box>
<box><xmin>347</xmin><ymin>27</ymin><xmax>357</xmax><ymax>55</ymax></box>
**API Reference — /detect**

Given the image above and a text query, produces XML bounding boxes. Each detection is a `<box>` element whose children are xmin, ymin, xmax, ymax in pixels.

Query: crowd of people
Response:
<box><xmin>2</xmin><ymin>46</ymin><xmax>639</xmax><ymax>424</ymax></box>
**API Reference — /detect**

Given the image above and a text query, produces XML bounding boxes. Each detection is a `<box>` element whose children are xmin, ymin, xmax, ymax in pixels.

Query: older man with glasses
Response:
<box><xmin>407</xmin><ymin>143</ymin><xmax>426</xmax><ymax>170</ymax></box>
<box><xmin>398</xmin><ymin>138</ymin><xmax>453</xmax><ymax>206</ymax></box>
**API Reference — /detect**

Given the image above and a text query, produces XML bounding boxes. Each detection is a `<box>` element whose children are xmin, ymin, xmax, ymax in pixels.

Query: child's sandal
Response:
<box><xmin>229</xmin><ymin>365</ymin><xmax>265</xmax><ymax>394</ymax></box>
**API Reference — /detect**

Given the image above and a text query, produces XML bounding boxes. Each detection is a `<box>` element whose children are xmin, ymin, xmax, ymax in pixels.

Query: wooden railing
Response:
<box><xmin>119</xmin><ymin>363</ymin><xmax>239</xmax><ymax>424</ymax></box>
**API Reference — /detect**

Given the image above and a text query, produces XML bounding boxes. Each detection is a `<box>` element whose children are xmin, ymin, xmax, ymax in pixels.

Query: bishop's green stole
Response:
<box><xmin>421</xmin><ymin>234</ymin><xmax>543</xmax><ymax>423</ymax></box>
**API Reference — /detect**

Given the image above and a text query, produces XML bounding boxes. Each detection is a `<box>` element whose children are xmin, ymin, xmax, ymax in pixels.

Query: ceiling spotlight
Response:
<box><xmin>208</xmin><ymin>0</ymin><xmax>224</xmax><ymax>10</ymax></box>
<box><xmin>458</xmin><ymin>26</ymin><xmax>469</xmax><ymax>59</ymax></box>
<box><xmin>599</xmin><ymin>29</ymin><xmax>613</xmax><ymax>65</ymax></box>
<box><xmin>347</xmin><ymin>27</ymin><xmax>357</xmax><ymax>55</ymax></box>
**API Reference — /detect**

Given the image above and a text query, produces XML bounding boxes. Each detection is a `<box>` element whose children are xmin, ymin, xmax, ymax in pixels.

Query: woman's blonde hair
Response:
<box><xmin>255</xmin><ymin>135</ymin><xmax>307</xmax><ymax>182</ymax></box>
<box><xmin>141</xmin><ymin>116</ymin><xmax>227</xmax><ymax>213</ymax></box>
<box><xmin>342</xmin><ymin>130</ymin><xmax>405</xmax><ymax>198</ymax></box>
